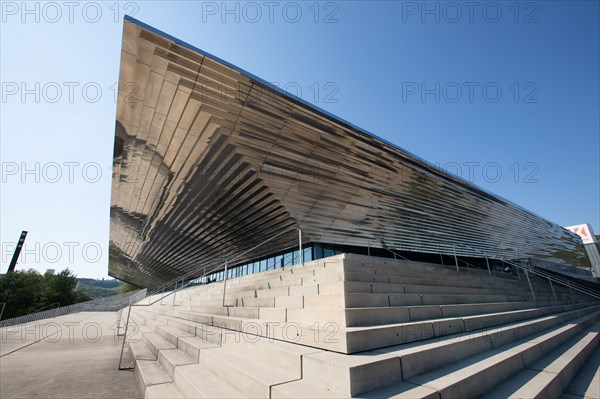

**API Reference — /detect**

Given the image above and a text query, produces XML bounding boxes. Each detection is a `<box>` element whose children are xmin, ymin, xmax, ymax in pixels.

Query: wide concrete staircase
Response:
<box><xmin>122</xmin><ymin>253</ymin><xmax>600</xmax><ymax>398</ymax></box>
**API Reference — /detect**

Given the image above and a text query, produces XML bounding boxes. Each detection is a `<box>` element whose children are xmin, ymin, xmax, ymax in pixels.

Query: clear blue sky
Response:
<box><xmin>1</xmin><ymin>1</ymin><xmax>598</xmax><ymax>279</ymax></box>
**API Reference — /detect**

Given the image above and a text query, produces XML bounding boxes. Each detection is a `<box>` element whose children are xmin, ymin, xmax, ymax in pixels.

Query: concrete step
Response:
<box><xmin>220</xmin><ymin>332</ymin><xmax>322</xmax><ymax>375</ymax></box>
<box><xmin>177</xmin><ymin>336</ymin><xmax>219</xmax><ymax>362</ymax></box>
<box><xmin>560</xmin><ymin>342</ymin><xmax>600</xmax><ymax>399</ymax></box>
<box><xmin>361</xmin><ymin>309</ymin><xmax>600</xmax><ymax>398</ymax></box>
<box><xmin>241</xmin><ymin>297</ymin><xmax>275</xmax><ymax>307</ymax></box>
<box><xmin>157</xmin><ymin>348</ymin><xmax>195</xmax><ymax>379</ymax></box>
<box><xmin>170</xmin><ymin>311</ymin><xmax>213</xmax><ymax>327</ymax></box>
<box><xmin>199</xmin><ymin>347</ymin><xmax>301</xmax><ymax>398</ymax></box>
<box><xmin>286</xmin><ymin>309</ymin><xmax>599</xmax><ymax>396</ymax></box>
<box><xmin>129</xmin><ymin>340</ymin><xmax>155</xmax><ymax>361</ymax></box>
<box><xmin>275</xmin><ymin>295</ymin><xmax>304</xmax><ymax>308</ymax></box>
<box><xmin>188</xmin><ymin>305</ymin><xmax>229</xmax><ymax>316</ymax></box>
<box><xmin>342</xmin><ymin>257</ymin><xmax>517</xmax><ymax>284</ymax></box>
<box><xmin>345</xmin><ymin>304</ymin><xmax>600</xmax><ymax>353</ymax></box>
<box><xmin>134</xmin><ymin>360</ymin><xmax>172</xmax><ymax>397</ymax></box>
<box><xmin>481</xmin><ymin>325</ymin><xmax>600</xmax><ymax>398</ymax></box>
<box><xmin>165</xmin><ymin>315</ymin><xmax>202</xmax><ymax>335</ymax></box>
<box><xmin>174</xmin><ymin>362</ymin><xmax>246</xmax><ymax>398</ymax></box>
<box><xmin>145</xmin><ymin>382</ymin><xmax>185</xmax><ymax>399</ymax></box>
<box><xmin>142</xmin><ymin>331</ymin><xmax>177</xmax><ymax>358</ymax></box>
<box><xmin>155</xmin><ymin>324</ymin><xmax>194</xmax><ymax>347</ymax></box>
<box><xmin>271</xmin><ymin>379</ymin><xmax>347</xmax><ymax>398</ymax></box>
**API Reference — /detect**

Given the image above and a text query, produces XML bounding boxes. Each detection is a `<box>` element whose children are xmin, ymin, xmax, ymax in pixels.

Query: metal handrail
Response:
<box><xmin>379</xmin><ymin>246</ymin><xmax>410</xmax><ymax>261</ymax></box>
<box><xmin>143</xmin><ymin>227</ymin><xmax>298</xmax><ymax>300</ymax></box>
<box><xmin>453</xmin><ymin>243</ymin><xmax>493</xmax><ymax>276</ymax></box>
<box><xmin>515</xmin><ymin>260</ymin><xmax>600</xmax><ymax>299</ymax></box>
<box><xmin>455</xmin><ymin>243</ymin><xmax>600</xmax><ymax>301</ymax></box>
<box><xmin>117</xmin><ymin>227</ymin><xmax>299</xmax><ymax>370</ymax></box>
<box><xmin>0</xmin><ymin>290</ymin><xmax>147</xmax><ymax>328</ymax></box>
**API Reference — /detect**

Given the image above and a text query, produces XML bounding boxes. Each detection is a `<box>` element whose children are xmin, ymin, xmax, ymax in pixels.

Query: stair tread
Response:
<box><xmin>159</xmin><ymin>348</ymin><xmax>195</xmax><ymax>367</ymax></box>
<box><xmin>137</xmin><ymin>360</ymin><xmax>172</xmax><ymax>387</ymax></box>
<box><xmin>145</xmin><ymin>332</ymin><xmax>177</xmax><ymax>350</ymax></box>
<box><xmin>203</xmin><ymin>348</ymin><xmax>300</xmax><ymax>383</ymax></box>
<box><xmin>347</xmin><ymin>303</ymin><xmax>597</xmax><ymax>332</ymax></box>
<box><xmin>271</xmin><ymin>379</ymin><xmax>347</xmax><ymax>398</ymax></box>
<box><xmin>359</xmin><ymin>381</ymin><xmax>440</xmax><ymax>399</ymax></box>
<box><xmin>562</xmin><ymin>341</ymin><xmax>600</xmax><ymax>399</ymax></box>
<box><xmin>175</xmin><ymin>363</ymin><xmax>246</xmax><ymax>398</ymax></box>
<box><xmin>358</xmin><ymin>309</ymin><xmax>600</xmax><ymax>398</ymax></box>
<box><xmin>482</xmin><ymin>325</ymin><xmax>600</xmax><ymax>398</ymax></box>
<box><xmin>404</xmin><ymin>311</ymin><xmax>600</xmax><ymax>394</ymax></box>
<box><xmin>145</xmin><ymin>382</ymin><xmax>185</xmax><ymax>399</ymax></box>
<box><xmin>129</xmin><ymin>341</ymin><xmax>155</xmax><ymax>360</ymax></box>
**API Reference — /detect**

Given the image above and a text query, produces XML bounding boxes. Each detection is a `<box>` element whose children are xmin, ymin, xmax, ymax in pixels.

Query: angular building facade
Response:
<box><xmin>110</xmin><ymin>16</ymin><xmax>589</xmax><ymax>288</ymax></box>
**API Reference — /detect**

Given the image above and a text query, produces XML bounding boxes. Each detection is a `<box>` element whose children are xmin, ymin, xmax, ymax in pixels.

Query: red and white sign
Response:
<box><xmin>565</xmin><ymin>224</ymin><xmax>597</xmax><ymax>245</ymax></box>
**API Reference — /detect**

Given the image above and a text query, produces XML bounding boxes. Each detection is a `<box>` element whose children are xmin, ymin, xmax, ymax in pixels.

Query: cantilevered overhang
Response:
<box><xmin>110</xmin><ymin>16</ymin><xmax>588</xmax><ymax>287</ymax></box>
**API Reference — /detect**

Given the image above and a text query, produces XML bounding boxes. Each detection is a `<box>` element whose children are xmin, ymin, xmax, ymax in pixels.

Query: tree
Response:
<box><xmin>120</xmin><ymin>283</ymin><xmax>140</xmax><ymax>294</ymax></box>
<box><xmin>74</xmin><ymin>289</ymin><xmax>93</xmax><ymax>303</ymax></box>
<box><xmin>0</xmin><ymin>269</ymin><xmax>44</xmax><ymax>319</ymax></box>
<box><xmin>0</xmin><ymin>268</ymin><xmax>91</xmax><ymax>320</ymax></box>
<box><xmin>41</xmin><ymin>269</ymin><xmax>78</xmax><ymax>306</ymax></box>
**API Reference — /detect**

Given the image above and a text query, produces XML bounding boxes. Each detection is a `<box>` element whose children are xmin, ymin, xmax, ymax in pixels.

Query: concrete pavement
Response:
<box><xmin>0</xmin><ymin>312</ymin><xmax>141</xmax><ymax>398</ymax></box>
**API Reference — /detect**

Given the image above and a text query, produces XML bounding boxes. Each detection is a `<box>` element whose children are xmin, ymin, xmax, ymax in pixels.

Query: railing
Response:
<box><xmin>0</xmin><ymin>289</ymin><xmax>147</xmax><ymax>328</ymax></box>
<box><xmin>526</xmin><ymin>258</ymin><xmax>594</xmax><ymax>277</ymax></box>
<box><xmin>379</xmin><ymin>246</ymin><xmax>410</xmax><ymax>261</ymax></box>
<box><xmin>371</xmin><ymin>241</ymin><xmax>599</xmax><ymax>301</ymax></box>
<box><xmin>117</xmin><ymin>227</ymin><xmax>301</xmax><ymax>370</ymax></box>
<box><xmin>454</xmin><ymin>243</ymin><xmax>600</xmax><ymax>301</ymax></box>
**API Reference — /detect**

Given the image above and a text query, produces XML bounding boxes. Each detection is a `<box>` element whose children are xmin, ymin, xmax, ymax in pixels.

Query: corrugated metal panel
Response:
<box><xmin>109</xmin><ymin>18</ymin><xmax>588</xmax><ymax>287</ymax></box>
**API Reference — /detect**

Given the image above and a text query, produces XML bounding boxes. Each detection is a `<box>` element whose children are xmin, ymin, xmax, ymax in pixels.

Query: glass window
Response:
<box><xmin>283</xmin><ymin>252</ymin><xmax>293</xmax><ymax>267</ymax></box>
<box><xmin>304</xmin><ymin>247</ymin><xmax>312</xmax><ymax>262</ymax></box>
<box><xmin>314</xmin><ymin>245</ymin><xmax>324</xmax><ymax>260</ymax></box>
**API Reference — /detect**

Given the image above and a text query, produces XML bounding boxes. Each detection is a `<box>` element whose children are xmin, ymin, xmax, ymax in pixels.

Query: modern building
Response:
<box><xmin>109</xmin><ymin>16</ymin><xmax>590</xmax><ymax>288</ymax></box>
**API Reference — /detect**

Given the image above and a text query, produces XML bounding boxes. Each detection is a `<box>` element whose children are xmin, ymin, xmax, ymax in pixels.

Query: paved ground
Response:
<box><xmin>0</xmin><ymin>312</ymin><xmax>141</xmax><ymax>398</ymax></box>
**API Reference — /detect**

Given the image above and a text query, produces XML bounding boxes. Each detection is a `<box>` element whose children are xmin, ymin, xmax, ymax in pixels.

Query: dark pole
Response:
<box><xmin>7</xmin><ymin>231</ymin><xmax>28</xmax><ymax>274</ymax></box>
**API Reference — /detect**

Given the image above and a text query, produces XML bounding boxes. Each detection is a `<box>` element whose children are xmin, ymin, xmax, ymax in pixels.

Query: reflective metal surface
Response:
<box><xmin>110</xmin><ymin>17</ymin><xmax>588</xmax><ymax>287</ymax></box>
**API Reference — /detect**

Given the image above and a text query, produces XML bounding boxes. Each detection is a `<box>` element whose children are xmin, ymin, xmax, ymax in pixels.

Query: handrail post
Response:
<box><xmin>525</xmin><ymin>269</ymin><xmax>536</xmax><ymax>301</ymax></box>
<box><xmin>367</xmin><ymin>242</ymin><xmax>370</xmax><ymax>257</ymax></box>
<box><xmin>299</xmin><ymin>229</ymin><xmax>304</xmax><ymax>266</ymax></box>
<box><xmin>453</xmin><ymin>245</ymin><xmax>459</xmax><ymax>272</ymax></box>
<box><xmin>118</xmin><ymin>304</ymin><xmax>133</xmax><ymax>370</ymax></box>
<box><xmin>172</xmin><ymin>279</ymin><xmax>177</xmax><ymax>306</ymax></box>
<box><xmin>485</xmin><ymin>255</ymin><xmax>491</xmax><ymax>277</ymax></box>
<box><xmin>222</xmin><ymin>260</ymin><xmax>229</xmax><ymax>307</ymax></box>
<box><xmin>548</xmin><ymin>277</ymin><xmax>557</xmax><ymax>301</ymax></box>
